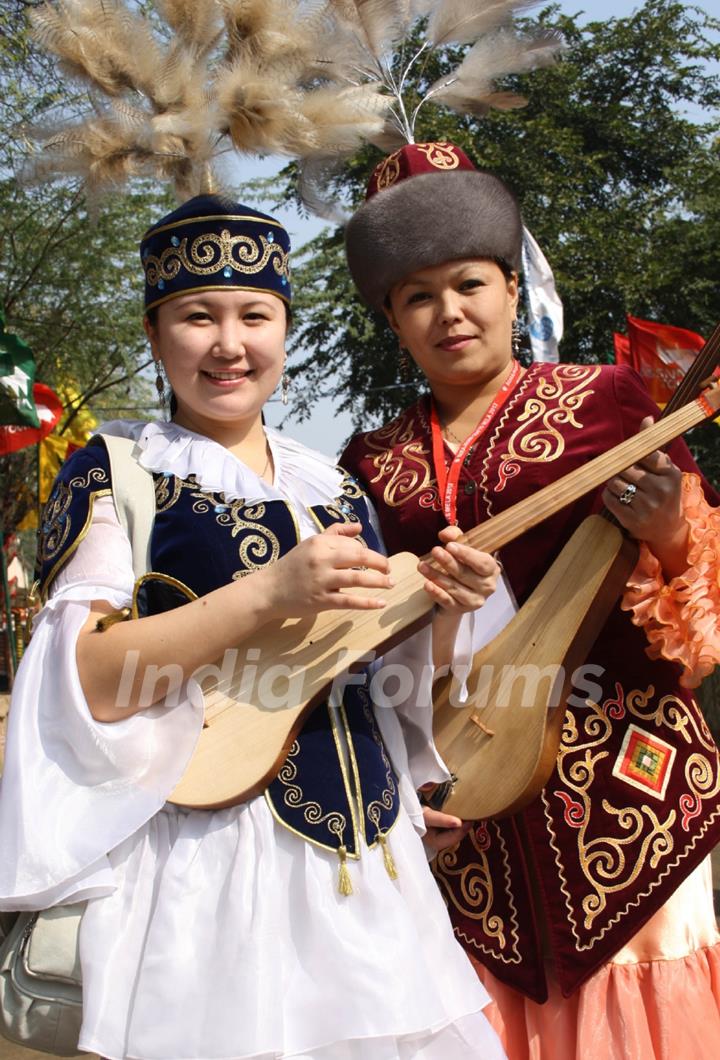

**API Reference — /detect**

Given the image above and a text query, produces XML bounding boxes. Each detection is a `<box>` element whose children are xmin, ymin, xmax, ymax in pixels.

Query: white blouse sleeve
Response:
<box><xmin>0</xmin><ymin>495</ymin><xmax>203</xmax><ymax>911</ymax></box>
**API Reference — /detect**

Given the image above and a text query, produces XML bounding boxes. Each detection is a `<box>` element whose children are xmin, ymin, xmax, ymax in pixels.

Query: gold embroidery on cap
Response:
<box><xmin>416</xmin><ymin>142</ymin><xmax>460</xmax><ymax>170</ymax></box>
<box><xmin>144</xmin><ymin>230</ymin><xmax>290</xmax><ymax>286</ymax></box>
<box><xmin>375</xmin><ymin>149</ymin><xmax>402</xmax><ymax>190</ymax></box>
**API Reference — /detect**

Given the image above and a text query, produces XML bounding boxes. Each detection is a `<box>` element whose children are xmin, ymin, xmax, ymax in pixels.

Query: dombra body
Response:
<box><xmin>170</xmin><ymin>383</ymin><xmax>720</xmax><ymax>811</ymax></box>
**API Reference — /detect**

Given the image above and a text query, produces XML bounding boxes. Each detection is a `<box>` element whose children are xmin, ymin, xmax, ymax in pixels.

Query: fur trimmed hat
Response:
<box><xmin>345</xmin><ymin>142</ymin><xmax>521</xmax><ymax>310</ymax></box>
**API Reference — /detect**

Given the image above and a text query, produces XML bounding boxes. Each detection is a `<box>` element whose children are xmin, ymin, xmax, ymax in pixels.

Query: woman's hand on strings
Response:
<box><xmin>602</xmin><ymin>415</ymin><xmax>689</xmax><ymax>576</ymax></box>
<box><xmin>259</xmin><ymin>522</ymin><xmax>394</xmax><ymax>619</ymax></box>
<box><xmin>418</xmin><ymin>525</ymin><xmax>500</xmax><ymax>614</ymax></box>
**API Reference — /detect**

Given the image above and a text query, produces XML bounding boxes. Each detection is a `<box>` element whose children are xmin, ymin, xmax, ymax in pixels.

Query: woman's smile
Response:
<box><xmin>437</xmin><ymin>333</ymin><xmax>476</xmax><ymax>352</ymax></box>
<box><xmin>201</xmin><ymin>368</ymin><xmax>254</xmax><ymax>386</ymax></box>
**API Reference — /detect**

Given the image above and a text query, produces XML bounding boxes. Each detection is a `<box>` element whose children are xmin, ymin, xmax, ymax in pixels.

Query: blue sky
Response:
<box><xmin>254</xmin><ymin>1</ymin><xmax>716</xmax><ymax>454</ymax></box>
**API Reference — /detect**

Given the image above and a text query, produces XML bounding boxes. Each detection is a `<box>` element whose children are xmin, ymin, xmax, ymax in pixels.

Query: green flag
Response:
<box><xmin>0</xmin><ymin>306</ymin><xmax>39</xmax><ymax>428</ymax></box>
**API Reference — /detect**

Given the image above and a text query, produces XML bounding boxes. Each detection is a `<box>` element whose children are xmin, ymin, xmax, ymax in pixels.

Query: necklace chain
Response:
<box><xmin>259</xmin><ymin>442</ymin><xmax>271</xmax><ymax>479</ymax></box>
<box><xmin>440</xmin><ymin>420</ymin><xmax>475</xmax><ymax>466</ymax></box>
<box><xmin>441</xmin><ymin>421</ymin><xmax>464</xmax><ymax>445</ymax></box>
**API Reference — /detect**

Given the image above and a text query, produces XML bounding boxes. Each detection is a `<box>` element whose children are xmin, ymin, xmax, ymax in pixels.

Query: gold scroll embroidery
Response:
<box><xmin>356</xmin><ymin>698</ymin><xmax>399</xmax><ymax>847</ymax></box>
<box><xmin>375</xmin><ymin>150</ymin><xmax>402</xmax><ymax>191</ymax></box>
<box><xmin>265</xmin><ymin>738</ymin><xmax>353</xmax><ymax>855</ymax></box>
<box><xmin>362</xmin><ymin>410</ymin><xmax>441</xmax><ymax>511</ymax></box>
<box><xmin>545</xmin><ymin>685</ymin><xmax>720</xmax><ymax>951</ymax></box>
<box><xmin>144</xmin><ymin>230</ymin><xmax>290</xmax><ymax>287</ymax></box>
<box><xmin>489</xmin><ymin>364</ymin><xmax>602</xmax><ymax>491</ymax></box>
<box><xmin>416</xmin><ymin>141</ymin><xmax>461</xmax><ymax>170</ymax></box>
<box><xmin>154</xmin><ymin>476</ymin><xmax>294</xmax><ymax>574</ymax></box>
<box><xmin>434</xmin><ymin>822</ymin><xmax>522</xmax><ymax>963</ymax></box>
<box><xmin>38</xmin><ymin>467</ymin><xmax>112</xmax><ymax>598</ymax></box>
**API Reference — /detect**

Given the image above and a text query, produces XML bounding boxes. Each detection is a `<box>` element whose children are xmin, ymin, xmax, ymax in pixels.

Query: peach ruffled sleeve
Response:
<box><xmin>621</xmin><ymin>472</ymin><xmax>720</xmax><ymax>688</ymax></box>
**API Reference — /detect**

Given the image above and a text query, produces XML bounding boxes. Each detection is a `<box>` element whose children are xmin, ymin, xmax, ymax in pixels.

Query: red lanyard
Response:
<box><xmin>430</xmin><ymin>360</ymin><xmax>523</xmax><ymax>524</ymax></box>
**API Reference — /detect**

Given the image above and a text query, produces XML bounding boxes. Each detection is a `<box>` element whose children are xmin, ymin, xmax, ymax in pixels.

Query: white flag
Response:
<box><xmin>521</xmin><ymin>227</ymin><xmax>563</xmax><ymax>363</ymax></box>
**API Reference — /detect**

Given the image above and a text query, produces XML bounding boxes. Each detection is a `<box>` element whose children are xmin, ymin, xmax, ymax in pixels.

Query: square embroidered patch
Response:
<box><xmin>612</xmin><ymin>724</ymin><xmax>676</xmax><ymax>800</ymax></box>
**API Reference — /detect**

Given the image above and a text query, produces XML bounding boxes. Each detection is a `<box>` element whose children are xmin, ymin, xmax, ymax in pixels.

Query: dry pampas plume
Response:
<box><xmin>321</xmin><ymin>0</ymin><xmax>564</xmax><ymax>145</ymax></box>
<box><xmin>26</xmin><ymin>0</ymin><xmax>393</xmax><ymax>200</ymax></box>
<box><xmin>25</xmin><ymin>0</ymin><xmax>563</xmax><ymax>211</ymax></box>
<box><xmin>295</xmin><ymin>0</ymin><xmax>564</xmax><ymax>218</ymax></box>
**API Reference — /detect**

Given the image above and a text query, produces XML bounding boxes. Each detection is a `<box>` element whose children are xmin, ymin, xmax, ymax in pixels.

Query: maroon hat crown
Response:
<box><xmin>346</xmin><ymin>141</ymin><xmax>522</xmax><ymax>310</ymax></box>
<box><xmin>366</xmin><ymin>141</ymin><xmax>477</xmax><ymax>198</ymax></box>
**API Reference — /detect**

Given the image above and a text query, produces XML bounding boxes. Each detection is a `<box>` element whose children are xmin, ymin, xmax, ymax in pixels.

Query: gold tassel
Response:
<box><xmin>337</xmin><ymin>845</ymin><xmax>353</xmax><ymax>896</ymax></box>
<box><xmin>378</xmin><ymin>832</ymin><xmax>398</xmax><ymax>881</ymax></box>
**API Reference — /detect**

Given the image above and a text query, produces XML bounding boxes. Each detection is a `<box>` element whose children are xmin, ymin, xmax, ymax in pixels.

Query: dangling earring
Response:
<box><xmin>281</xmin><ymin>370</ymin><xmax>290</xmax><ymax>406</ymax></box>
<box><xmin>398</xmin><ymin>343</ymin><xmax>410</xmax><ymax>381</ymax></box>
<box><xmin>155</xmin><ymin>360</ymin><xmax>167</xmax><ymax>412</ymax></box>
<box><xmin>511</xmin><ymin>318</ymin><xmax>522</xmax><ymax>357</ymax></box>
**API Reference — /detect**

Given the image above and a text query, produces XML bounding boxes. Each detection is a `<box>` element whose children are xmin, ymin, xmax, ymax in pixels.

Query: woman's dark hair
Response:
<box><xmin>144</xmin><ymin>300</ymin><xmax>292</xmax><ymax>418</ymax></box>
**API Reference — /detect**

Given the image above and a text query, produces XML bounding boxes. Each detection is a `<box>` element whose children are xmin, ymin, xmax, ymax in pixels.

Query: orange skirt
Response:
<box><xmin>476</xmin><ymin>857</ymin><xmax>720</xmax><ymax>1060</ymax></box>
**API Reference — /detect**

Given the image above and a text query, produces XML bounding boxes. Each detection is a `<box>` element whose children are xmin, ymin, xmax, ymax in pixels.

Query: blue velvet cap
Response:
<box><xmin>140</xmin><ymin>195</ymin><xmax>292</xmax><ymax>311</ymax></box>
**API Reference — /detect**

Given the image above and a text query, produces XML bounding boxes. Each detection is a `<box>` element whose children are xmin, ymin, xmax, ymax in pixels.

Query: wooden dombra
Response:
<box><xmin>170</xmin><ymin>346</ymin><xmax>720</xmax><ymax>816</ymax></box>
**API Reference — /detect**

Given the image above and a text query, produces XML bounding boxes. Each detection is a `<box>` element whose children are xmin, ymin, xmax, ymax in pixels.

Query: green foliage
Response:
<box><xmin>0</xmin><ymin>1</ymin><xmax>70</xmax><ymax>165</ymax></box>
<box><xmin>0</xmin><ymin>1</ymin><xmax>175</xmax><ymax>531</ymax></box>
<box><xmin>1</xmin><ymin>180</ymin><xmax>171</xmax><ymax>412</ymax></box>
<box><xmin>283</xmin><ymin>0</ymin><xmax>720</xmax><ymax>480</ymax></box>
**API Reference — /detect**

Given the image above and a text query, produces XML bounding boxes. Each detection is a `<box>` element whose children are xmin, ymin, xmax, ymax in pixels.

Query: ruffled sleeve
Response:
<box><xmin>0</xmin><ymin>495</ymin><xmax>203</xmax><ymax>911</ymax></box>
<box><xmin>621</xmin><ymin>472</ymin><xmax>720</xmax><ymax>688</ymax></box>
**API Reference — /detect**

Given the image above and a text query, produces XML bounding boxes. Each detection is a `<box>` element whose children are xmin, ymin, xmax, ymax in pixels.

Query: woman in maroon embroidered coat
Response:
<box><xmin>340</xmin><ymin>141</ymin><xmax>720</xmax><ymax>1060</ymax></box>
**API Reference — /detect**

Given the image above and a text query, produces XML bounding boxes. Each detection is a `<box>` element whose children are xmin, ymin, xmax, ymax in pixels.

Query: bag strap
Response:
<box><xmin>95</xmin><ymin>432</ymin><xmax>155</xmax><ymax>579</ymax></box>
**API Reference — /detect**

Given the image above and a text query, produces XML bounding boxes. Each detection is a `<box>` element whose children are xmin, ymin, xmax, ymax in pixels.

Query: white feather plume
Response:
<box><xmin>312</xmin><ymin>0</ymin><xmax>564</xmax><ymax>147</ymax></box>
<box><xmin>297</xmin><ymin>156</ymin><xmax>352</xmax><ymax>223</ymax></box>
<box><xmin>429</xmin><ymin>29</ymin><xmax>563</xmax><ymax>110</ymax></box>
<box><xmin>26</xmin><ymin>0</ymin><xmax>564</xmax><ymax>214</ymax></box>
<box><xmin>427</xmin><ymin>0</ymin><xmax>538</xmax><ymax>48</ymax></box>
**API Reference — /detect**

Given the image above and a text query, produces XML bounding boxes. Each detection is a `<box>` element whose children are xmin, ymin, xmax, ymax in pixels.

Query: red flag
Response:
<box><xmin>0</xmin><ymin>383</ymin><xmax>63</xmax><ymax>455</ymax></box>
<box><xmin>613</xmin><ymin>333</ymin><xmax>632</xmax><ymax>367</ymax></box>
<box><xmin>626</xmin><ymin>315</ymin><xmax>705</xmax><ymax>407</ymax></box>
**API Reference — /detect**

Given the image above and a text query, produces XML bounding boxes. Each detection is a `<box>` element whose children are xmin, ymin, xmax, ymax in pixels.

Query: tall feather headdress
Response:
<box><xmin>25</xmin><ymin>0</ymin><xmax>563</xmax><ymax>210</ymax></box>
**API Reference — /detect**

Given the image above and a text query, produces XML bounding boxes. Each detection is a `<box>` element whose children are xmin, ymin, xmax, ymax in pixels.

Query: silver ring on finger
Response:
<box><xmin>618</xmin><ymin>484</ymin><xmax>637</xmax><ymax>505</ymax></box>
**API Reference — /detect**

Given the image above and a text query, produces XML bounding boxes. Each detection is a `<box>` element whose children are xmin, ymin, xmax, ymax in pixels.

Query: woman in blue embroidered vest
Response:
<box><xmin>341</xmin><ymin>142</ymin><xmax>720</xmax><ymax>1059</ymax></box>
<box><xmin>0</xmin><ymin>197</ymin><xmax>508</xmax><ymax>1060</ymax></box>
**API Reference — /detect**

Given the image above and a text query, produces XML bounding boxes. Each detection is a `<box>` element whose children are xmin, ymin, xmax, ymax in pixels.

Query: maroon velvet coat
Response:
<box><xmin>341</xmin><ymin>362</ymin><xmax>720</xmax><ymax>1001</ymax></box>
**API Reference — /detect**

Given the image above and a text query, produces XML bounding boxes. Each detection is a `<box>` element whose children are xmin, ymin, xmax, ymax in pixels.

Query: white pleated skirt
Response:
<box><xmin>77</xmin><ymin>799</ymin><xmax>505</xmax><ymax>1060</ymax></box>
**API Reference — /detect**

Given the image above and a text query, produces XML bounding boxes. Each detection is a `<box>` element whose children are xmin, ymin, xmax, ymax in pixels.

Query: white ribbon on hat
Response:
<box><xmin>521</xmin><ymin>227</ymin><xmax>564</xmax><ymax>363</ymax></box>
